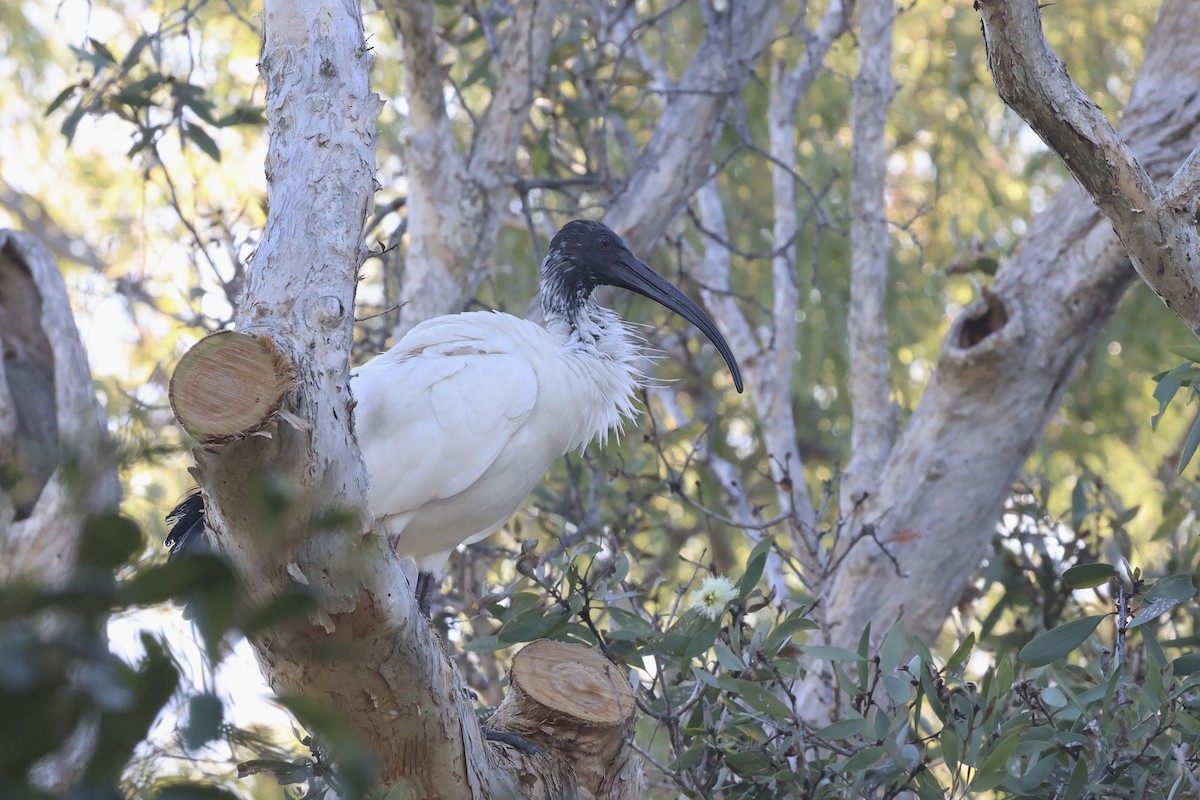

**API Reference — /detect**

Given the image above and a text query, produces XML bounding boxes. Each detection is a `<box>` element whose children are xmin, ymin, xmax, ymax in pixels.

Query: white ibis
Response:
<box><xmin>168</xmin><ymin>219</ymin><xmax>743</xmax><ymax>607</ymax></box>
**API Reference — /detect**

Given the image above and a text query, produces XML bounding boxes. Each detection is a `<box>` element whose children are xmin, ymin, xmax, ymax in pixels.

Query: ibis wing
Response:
<box><xmin>351</xmin><ymin>317</ymin><xmax>539</xmax><ymax>517</ymax></box>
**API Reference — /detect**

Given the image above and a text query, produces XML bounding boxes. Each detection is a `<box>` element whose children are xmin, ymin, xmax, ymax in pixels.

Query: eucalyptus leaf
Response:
<box><xmin>1019</xmin><ymin>615</ymin><xmax>1106</xmax><ymax>667</ymax></box>
<box><xmin>1062</xmin><ymin>562</ymin><xmax>1116</xmax><ymax>589</ymax></box>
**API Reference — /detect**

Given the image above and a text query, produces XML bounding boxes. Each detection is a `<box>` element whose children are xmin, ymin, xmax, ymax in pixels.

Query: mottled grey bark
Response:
<box><xmin>798</xmin><ymin>0</ymin><xmax>1200</xmax><ymax>719</ymax></box>
<box><xmin>0</xmin><ymin>230</ymin><xmax>119</xmax><ymax>585</ymax></box>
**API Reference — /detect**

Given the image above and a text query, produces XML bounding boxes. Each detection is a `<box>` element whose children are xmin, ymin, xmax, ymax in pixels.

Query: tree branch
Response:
<box><xmin>605</xmin><ymin>0</ymin><xmax>783</xmax><ymax>253</ymax></box>
<box><xmin>977</xmin><ymin>0</ymin><xmax>1200</xmax><ymax>336</ymax></box>
<box><xmin>843</xmin><ymin>0</ymin><xmax>896</xmax><ymax>506</ymax></box>
<box><xmin>686</xmin><ymin>0</ymin><xmax>854</xmax><ymax>547</ymax></box>
<box><xmin>797</xmin><ymin>0</ymin><xmax>1200</xmax><ymax>721</ymax></box>
<box><xmin>469</xmin><ymin>0</ymin><xmax>562</xmax><ymax>177</ymax></box>
<box><xmin>0</xmin><ymin>230</ymin><xmax>119</xmax><ymax>586</ymax></box>
<box><xmin>386</xmin><ymin>0</ymin><xmax>561</xmax><ymax>337</ymax></box>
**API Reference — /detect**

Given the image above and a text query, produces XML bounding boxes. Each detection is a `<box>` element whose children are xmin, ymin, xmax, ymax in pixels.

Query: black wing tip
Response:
<box><xmin>165</xmin><ymin>488</ymin><xmax>207</xmax><ymax>559</ymax></box>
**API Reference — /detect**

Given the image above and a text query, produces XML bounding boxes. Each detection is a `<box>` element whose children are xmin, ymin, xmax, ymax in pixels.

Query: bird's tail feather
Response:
<box><xmin>164</xmin><ymin>488</ymin><xmax>209</xmax><ymax>559</ymax></box>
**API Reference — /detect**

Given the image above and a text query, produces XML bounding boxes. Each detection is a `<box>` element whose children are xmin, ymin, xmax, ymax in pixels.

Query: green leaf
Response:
<box><xmin>761</xmin><ymin>610</ymin><xmax>818</xmax><ymax>657</ymax></box>
<box><xmin>1151</xmin><ymin>362</ymin><xmax>1200</xmax><ymax>430</ymax></box>
<box><xmin>968</xmin><ymin>730</ymin><xmax>1022</xmax><ymax>792</ymax></box>
<box><xmin>1063</xmin><ymin>563</ymin><xmax>1116</xmax><ymax>589</ymax></box>
<box><xmin>815</xmin><ymin>717</ymin><xmax>866</xmax><ymax>740</ymax></box>
<box><xmin>183</xmin><ymin>123</ymin><xmax>221</xmax><ymax>162</ymax></box>
<box><xmin>119</xmin><ymin>554</ymin><xmax>236</xmax><ymax>607</ymax></box>
<box><xmin>274</xmin><ymin>694</ymin><xmax>380</xmax><ymax>794</ymax></box>
<box><xmin>87</xmin><ymin>37</ymin><xmax>117</xmax><ymax>64</ymax></box>
<box><xmin>739</xmin><ymin>536</ymin><xmax>773</xmax><ymax>598</ymax></box>
<box><xmin>1070</xmin><ymin>478</ymin><xmax>1089</xmax><ymax>527</ymax></box>
<box><xmin>607</xmin><ymin>607</ymin><xmax>653</xmax><ymax>638</ymax></box>
<box><xmin>802</xmin><ymin>644</ymin><xmax>864</xmax><ymax>662</ymax></box>
<box><xmin>45</xmin><ymin>84</ymin><xmax>79</xmax><ymax>116</ymax></box>
<box><xmin>880</xmin><ymin>623</ymin><xmax>907</xmax><ymax>675</ymax></box>
<box><xmin>840</xmin><ymin>745</ymin><xmax>886</xmax><ymax>774</ymax></box>
<box><xmin>84</xmin><ymin>635</ymin><xmax>179</xmax><ymax>785</ymax></box>
<box><xmin>1141</xmin><ymin>625</ymin><xmax>1167</xmax><ymax>668</ymax></box>
<box><xmin>1129</xmin><ymin>596</ymin><xmax>1183</xmax><ymax>628</ymax></box>
<box><xmin>114</xmin><ymin>72</ymin><xmax>165</xmax><ymax>107</ymax></box>
<box><xmin>1179</xmin><ymin>412</ymin><xmax>1200</xmax><ymax>474</ymax></box>
<box><xmin>682</xmin><ymin>615</ymin><xmax>723</xmax><ymax>660</ymax></box>
<box><xmin>497</xmin><ymin>606</ymin><xmax>568</xmax><ymax>644</ymax></box>
<box><xmin>882</xmin><ymin>673</ymin><xmax>912</xmax><ymax>703</ymax></box>
<box><xmin>1145</xmin><ymin>573</ymin><xmax>1197</xmax><ymax>602</ymax></box>
<box><xmin>1112</xmin><ymin>505</ymin><xmax>1140</xmax><ymax>526</ymax></box>
<box><xmin>941</xmin><ymin>727</ymin><xmax>962</xmax><ymax>772</ymax></box>
<box><xmin>61</xmin><ymin>104</ymin><xmax>86</xmax><ymax>143</ymax></box>
<box><xmin>462</xmin><ymin>634</ymin><xmax>504</xmax><ymax>653</ymax></box>
<box><xmin>944</xmin><ymin>632</ymin><xmax>975</xmax><ymax>676</ymax></box>
<box><xmin>241</xmin><ymin>583</ymin><xmax>320</xmax><ymax>637</ymax></box>
<box><xmin>1019</xmin><ymin>615</ymin><xmax>1106</xmax><ymax>667</ymax></box>
<box><xmin>713</xmin><ymin>642</ymin><xmax>743</xmax><ymax>671</ymax></box>
<box><xmin>155</xmin><ymin>784</ymin><xmax>243</xmax><ymax>800</ymax></box>
<box><xmin>78</xmin><ymin>514</ymin><xmax>144</xmax><ymax>571</ymax></box>
<box><xmin>1171</xmin><ymin>653</ymin><xmax>1200</xmax><ymax>676</ymax></box>
<box><xmin>718</xmin><ymin>677</ymin><xmax>793</xmax><ymax>719</ymax></box>
<box><xmin>216</xmin><ymin>105</ymin><xmax>266</xmax><ymax>127</ymax></box>
<box><xmin>1170</xmin><ymin>345</ymin><xmax>1200</xmax><ymax>363</ymax></box>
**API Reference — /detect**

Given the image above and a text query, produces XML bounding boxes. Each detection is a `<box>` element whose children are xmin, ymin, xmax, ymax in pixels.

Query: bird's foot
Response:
<box><xmin>481</xmin><ymin>727</ymin><xmax>544</xmax><ymax>757</ymax></box>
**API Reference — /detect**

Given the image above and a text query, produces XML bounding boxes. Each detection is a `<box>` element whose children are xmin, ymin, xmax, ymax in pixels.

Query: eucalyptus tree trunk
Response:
<box><xmin>0</xmin><ymin>229</ymin><xmax>119</xmax><ymax>586</ymax></box>
<box><xmin>0</xmin><ymin>229</ymin><xmax>120</xmax><ymax>790</ymax></box>
<box><xmin>166</xmin><ymin>2</ymin><xmax>642</xmax><ymax>795</ymax></box>
<box><xmin>795</xmin><ymin>0</ymin><xmax>1200</xmax><ymax>718</ymax></box>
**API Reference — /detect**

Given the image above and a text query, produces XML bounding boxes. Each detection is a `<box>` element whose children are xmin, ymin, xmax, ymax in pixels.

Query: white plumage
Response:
<box><xmin>167</xmin><ymin>220</ymin><xmax>742</xmax><ymax>602</ymax></box>
<box><xmin>352</xmin><ymin>307</ymin><xmax>641</xmax><ymax>572</ymax></box>
<box><xmin>350</xmin><ymin>220</ymin><xmax>742</xmax><ymax>581</ymax></box>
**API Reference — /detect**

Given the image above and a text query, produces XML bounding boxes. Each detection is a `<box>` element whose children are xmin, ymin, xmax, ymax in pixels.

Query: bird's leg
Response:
<box><xmin>480</xmin><ymin>727</ymin><xmax>545</xmax><ymax>757</ymax></box>
<box><xmin>414</xmin><ymin>570</ymin><xmax>435</xmax><ymax>616</ymax></box>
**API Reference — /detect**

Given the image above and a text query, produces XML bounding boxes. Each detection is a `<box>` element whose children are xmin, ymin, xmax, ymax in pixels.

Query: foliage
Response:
<box><xmin>437</xmin><ymin>481</ymin><xmax>1200</xmax><ymax>799</ymax></box>
<box><xmin>0</xmin><ymin>513</ymin><xmax>341</xmax><ymax>798</ymax></box>
<box><xmin>9</xmin><ymin>474</ymin><xmax>1200</xmax><ymax>799</ymax></box>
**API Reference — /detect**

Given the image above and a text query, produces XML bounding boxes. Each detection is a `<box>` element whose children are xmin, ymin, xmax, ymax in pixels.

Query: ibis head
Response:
<box><xmin>540</xmin><ymin>220</ymin><xmax>744</xmax><ymax>393</ymax></box>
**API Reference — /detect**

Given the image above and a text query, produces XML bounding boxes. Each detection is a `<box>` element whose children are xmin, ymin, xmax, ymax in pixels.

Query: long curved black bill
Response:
<box><xmin>607</xmin><ymin>255</ymin><xmax>744</xmax><ymax>393</ymax></box>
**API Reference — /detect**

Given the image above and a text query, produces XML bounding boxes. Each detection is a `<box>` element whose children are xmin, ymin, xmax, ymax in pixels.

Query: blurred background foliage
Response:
<box><xmin>5</xmin><ymin>0</ymin><xmax>1200</xmax><ymax>796</ymax></box>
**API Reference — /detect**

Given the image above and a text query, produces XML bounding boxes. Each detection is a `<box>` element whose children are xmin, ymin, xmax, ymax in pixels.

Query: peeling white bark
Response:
<box><xmin>605</xmin><ymin>0</ymin><xmax>783</xmax><ymax>254</ymax></box>
<box><xmin>686</xmin><ymin>0</ymin><xmax>854</xmax><ymax>593</ymax></box>
<box><xmin>181</xmin><ymin>3</ymin><xmax>642</xmax><ymax>794</ymax></box>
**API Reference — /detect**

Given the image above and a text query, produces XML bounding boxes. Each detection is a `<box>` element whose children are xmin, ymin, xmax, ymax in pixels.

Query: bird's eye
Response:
<box><xmin>598</xmin><ymin>235</ymin><xmax>614</xmax><ymax>249</ymax></box>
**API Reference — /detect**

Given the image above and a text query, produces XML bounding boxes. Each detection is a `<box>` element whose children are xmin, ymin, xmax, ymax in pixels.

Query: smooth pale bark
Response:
<box><xmin>388</xmin><ymin>0</ymin><xmax>785</xmax><ymax>337</ymax></box>
<box><xmin>842</xmin><ymin>0</ymin><xmax>897</xmax><ymax>510</ymax></box>
<box><xmin>685</xmin><ymin>1</ymin><xmax>854</xmax><ymax>596</ymax></box>
<box><xmin>603</xmin><ymin>0</ymin><xmax>782</xmax><ymax>255</ymax></box>
<box><xmin>799</xmin><ymin>0</ymin><xmax>1200</xmax><ymax>717</ymax></box>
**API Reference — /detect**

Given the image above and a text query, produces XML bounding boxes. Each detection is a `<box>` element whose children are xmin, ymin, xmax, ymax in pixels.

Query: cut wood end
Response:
<box><xmin>512</xmin><ymin>640</ymin><xmax>633</xmax><ymax>726</ymax></box>
<box><xmin>169</xmin><ymin>331</ymin><xmax>295</xmax><ymax>442</ymax></box>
